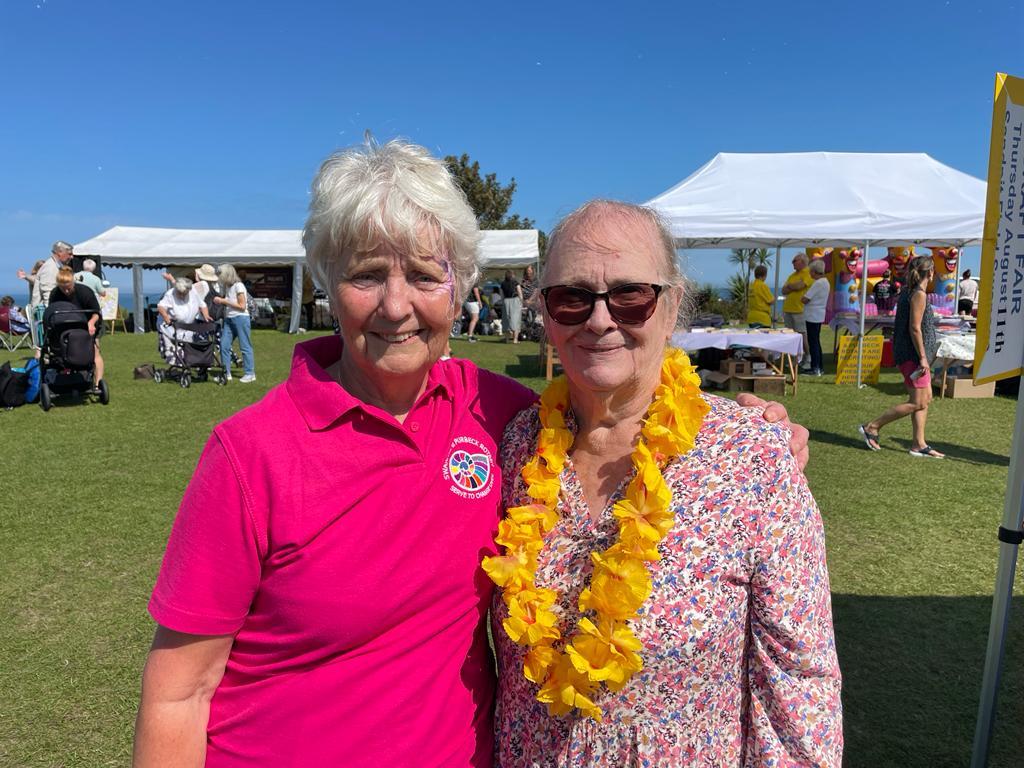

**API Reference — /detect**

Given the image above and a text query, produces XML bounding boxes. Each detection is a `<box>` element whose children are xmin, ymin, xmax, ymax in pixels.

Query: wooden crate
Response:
<box><xmin>730</xmin><ymin>374</ymin><xmax>786</xmax><ymax>396</ymax></box>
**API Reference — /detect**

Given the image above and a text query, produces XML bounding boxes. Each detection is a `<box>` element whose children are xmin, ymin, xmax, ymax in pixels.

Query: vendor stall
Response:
<box><xmin>646</xmin><ymin>152</ymin><xmax>986</xmax><ymax>385</ymax></box>
<box><xmin>74</xmin><ymin>226</ymin><xmax>539</xmax><ymax>334</ymax></box>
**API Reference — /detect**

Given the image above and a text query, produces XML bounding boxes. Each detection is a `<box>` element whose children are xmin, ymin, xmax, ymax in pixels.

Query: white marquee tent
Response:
<box><xmin>74</xmin><ymin>225</ymin><xmax>540</xmax><ymax>333</ymax></box>
<box><xmin>645</xmin><ymin>152</ymin><xmax>987</xmax><ymax>384</ymax></box>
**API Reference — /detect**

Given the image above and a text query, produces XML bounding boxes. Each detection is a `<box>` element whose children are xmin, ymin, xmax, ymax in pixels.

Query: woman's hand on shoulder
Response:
<box><xmin>734</xmin><ymin>392</ymin><xmax>809</xmax><ymax>471</ymax></box>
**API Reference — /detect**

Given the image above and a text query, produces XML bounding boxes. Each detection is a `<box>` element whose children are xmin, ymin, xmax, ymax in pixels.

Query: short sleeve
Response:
<box><xmin>745</xmin><ymin>439</ymin><xmax>843</xmax><ymax>765</ymax></box>
<box><xmin>475</xmin><ymin>369</ymin><xmax>538</xmax><ymax>444</ymax></box>
<box><xmin>148</xmin><ymin>432</ymin><xmax>263</xmax><ymax>635</ymax></box>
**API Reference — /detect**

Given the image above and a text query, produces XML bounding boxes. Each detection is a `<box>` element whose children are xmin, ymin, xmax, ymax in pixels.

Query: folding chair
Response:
<box><xmin>0</xmin><ymin>306</ymin><xmax>31</xmax><ymax>352</ymax></box>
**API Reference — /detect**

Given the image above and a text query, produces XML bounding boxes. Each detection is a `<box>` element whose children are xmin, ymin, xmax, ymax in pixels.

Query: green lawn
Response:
<box><xmin>1</xmin><ymin>329</ymin><xmax>1021</xmax><ymax>767</ymax></box>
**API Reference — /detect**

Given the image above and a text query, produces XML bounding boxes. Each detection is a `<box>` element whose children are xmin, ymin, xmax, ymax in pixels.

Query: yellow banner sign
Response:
<box><xmin>976</xmin><ymin>72</ymin><xmax>1024</xmax><ymax>383</ymax></box>
<box><xmin>835</xmin><ymin>335</ymin><xmax>884</xmax><ymax>385</ymax></box>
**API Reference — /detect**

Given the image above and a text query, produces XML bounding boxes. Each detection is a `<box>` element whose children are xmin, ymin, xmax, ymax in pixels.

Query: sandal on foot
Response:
<box><xmin>909</xmin><ymin>445</ymin><xmax>945</xmax><ymax>459</ymax></box>
<box><xmin>858</xmin><ymin>424</ymin><xmax>881</xmax><ymax>451</ymax></box>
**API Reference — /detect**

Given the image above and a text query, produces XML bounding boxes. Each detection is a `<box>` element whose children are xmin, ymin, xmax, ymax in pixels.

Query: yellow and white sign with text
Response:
<box><xmin>976</xmin><ymin>73</ymin><xmax>1024</xmax><ymax>383</ymax></box>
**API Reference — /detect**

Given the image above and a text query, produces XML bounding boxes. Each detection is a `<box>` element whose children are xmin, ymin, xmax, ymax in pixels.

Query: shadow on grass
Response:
<box><xmin>505</xmin><ymin>352</ymin><xmax>546</xmax><ymax>380</ymax></box>
<box><xmin>833</xmin><ymin>594</ymin><xmax>1023</xmax><ymax>768</ymax></box>
<box><xmin>809</xmin><ymin>428</ymin><xmax>878</xmax><ymax>452</ymax></box>
<box><xmin>887</xmin><ymin>437</ymin><xmax>1010</xmax><ymax>467</ymax></box>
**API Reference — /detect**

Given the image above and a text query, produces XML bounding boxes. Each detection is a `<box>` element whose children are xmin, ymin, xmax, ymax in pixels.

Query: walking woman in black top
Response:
<box><xmin>859</xmin><ymin>256</ymin><xmax>944</xmax><ymax>458</ymax></box>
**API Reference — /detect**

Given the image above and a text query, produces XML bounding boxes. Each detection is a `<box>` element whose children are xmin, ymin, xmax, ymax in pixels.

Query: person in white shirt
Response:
<box><xmin>74</xmin><ymin>259</ymin><xmax>107</xmax><ymax>299</ymax></box>
<box><xmin>157</xmin><ymin>278</ymin><xmax>212</xmax><ymax>363</ymax></box>
<box><xmin>212</xmin><ymin>263</ymin><xmax>256</xmax><ymax>383</ymax></box>
<box><xmin>800</xmin><ymin>259</ymin><xmax>831</xmax><ymax>376</ymax></box>
<box><xmin>958</xmin><ymin>270</ymin><xmax>979</xmax><ymax>316</ymax></box>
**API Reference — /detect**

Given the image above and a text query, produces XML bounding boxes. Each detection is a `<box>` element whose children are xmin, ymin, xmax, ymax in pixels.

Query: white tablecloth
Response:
<box><xmin>935</xmin><ymin>334</ymin><xmax>976</xmax><ymax>363</ymax></box>
<box><xmin>671</xmin><ymin>330</ymin><xmax>803</xmax><ymax>357</ymax></box>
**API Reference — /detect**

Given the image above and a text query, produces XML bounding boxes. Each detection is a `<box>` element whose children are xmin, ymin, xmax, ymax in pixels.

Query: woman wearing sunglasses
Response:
<box><xmin>487</xmin><ymin>201</ymin><xmax>842</xmax><ymax>766</ymax></box>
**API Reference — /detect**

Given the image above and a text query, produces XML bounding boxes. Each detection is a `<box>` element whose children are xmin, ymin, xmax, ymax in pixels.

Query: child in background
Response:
<box><xmin>874</xmin><ymin>270</ymin><xmax>894</xmax><ymax>314</ymax></box>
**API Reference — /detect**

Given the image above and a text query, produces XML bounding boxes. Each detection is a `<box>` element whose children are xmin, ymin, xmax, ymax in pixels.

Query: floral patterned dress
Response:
<box><xmin>492</xmin><ymin>395</ymin><xmax>842</xmax><ymax>767</ymax></box>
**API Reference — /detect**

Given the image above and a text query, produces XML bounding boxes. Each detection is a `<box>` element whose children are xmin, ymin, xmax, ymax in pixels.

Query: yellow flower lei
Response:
<box><xmin>482</xmin><ymin>348</ymin><xmax>709</xmax><ymax>721</ymax></box>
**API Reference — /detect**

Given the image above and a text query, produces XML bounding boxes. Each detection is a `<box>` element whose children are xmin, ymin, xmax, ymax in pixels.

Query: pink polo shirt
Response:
<box><xmin>149</xmin><ymin>335</ymin><xmax>537</xmax><ymax>767</ymax></box>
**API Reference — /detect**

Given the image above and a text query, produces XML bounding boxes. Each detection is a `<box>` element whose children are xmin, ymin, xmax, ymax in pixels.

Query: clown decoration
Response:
<box><xmin>930</xmin><ymin>247</ymin><xmax>959</xmax><ymax>315</ymax></box>
<box><xmin>885</xmin><ymin>247</ymin><xmax>914</xmax><ymax>294</ymax></box>
<box><xmin>832</xmin><ymin>248</ymin><xmax>861</xmax><ymax>315</ymax></box>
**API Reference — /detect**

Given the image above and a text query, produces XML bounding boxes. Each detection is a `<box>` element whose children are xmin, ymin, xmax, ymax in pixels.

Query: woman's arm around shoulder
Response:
<box><xmin>133</xmin><ymin>627</ymin><xmax>234</xmax><ymax>768</ymax></box>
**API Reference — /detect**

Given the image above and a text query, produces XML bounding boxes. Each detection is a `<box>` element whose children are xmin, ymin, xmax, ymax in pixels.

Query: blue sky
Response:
<box><xmin>1</xmin><ymin>0</ymin><xmax>1021</xmax><ymax>299</ymax></box>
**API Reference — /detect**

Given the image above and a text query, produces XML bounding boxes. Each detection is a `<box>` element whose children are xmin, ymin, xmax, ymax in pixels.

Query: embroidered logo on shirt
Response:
<box><xmin>443</xmin><ymin>437</ymin><xmax>494</xmax><ymax>499</ymax></box>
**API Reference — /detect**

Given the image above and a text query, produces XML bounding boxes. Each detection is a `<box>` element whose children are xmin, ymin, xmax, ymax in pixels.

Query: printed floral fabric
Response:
<box><xmin>492</xmin><ymin>395</ymin><xmax>842</xmax><ymax>767</ymax></box>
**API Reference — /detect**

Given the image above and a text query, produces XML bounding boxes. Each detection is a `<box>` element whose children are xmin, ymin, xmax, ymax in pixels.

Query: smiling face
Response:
<box><xmin>331</xmin><ymin>242</ymin><xmax>456</xmax><ymax>396</ymax></box>
<box><xmin>542</xmin><ymin>206</ymin><xmax>681</xmax><ymax>395</ymax></box>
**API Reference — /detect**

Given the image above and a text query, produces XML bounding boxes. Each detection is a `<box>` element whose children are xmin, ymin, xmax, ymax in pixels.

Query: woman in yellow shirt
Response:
<box><xmin>746</xmin><ymin>265</ymin><xmax>775</xmax><ymax>327</ymax></box>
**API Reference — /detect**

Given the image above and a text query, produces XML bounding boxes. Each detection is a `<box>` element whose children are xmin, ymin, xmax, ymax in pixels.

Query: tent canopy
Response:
<box><xmin>74</xmin><ymin>225</ymin><xmax>540</xmax><ymax>334</ymax></box>
<box><xmin>74</xmin><ymin>225</ymin><xmax>540</xmax><ymax>268</ymax></box>
<box><xmin>645</xmin><ymin>152</ymin><xmax>986</xmax><ymax>248</ymax></box>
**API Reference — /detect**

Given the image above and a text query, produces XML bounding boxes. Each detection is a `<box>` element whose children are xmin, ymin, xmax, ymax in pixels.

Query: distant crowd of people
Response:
<box><xmin>461</xmin><ymin>266</ymin><xmax>537</xmax><ymax>343</ymax></box>
<box><xmin>158</xmin><ymin>264</ymin><xmax>256</xmax><ymax>382</ymax></box>
<box><xmin>10</xmin><ymin>242</ymin><xmax>257</xmax><ymax>385</ymax></box>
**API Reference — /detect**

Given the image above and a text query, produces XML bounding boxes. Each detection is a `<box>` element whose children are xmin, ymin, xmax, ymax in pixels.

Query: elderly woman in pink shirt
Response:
<box><xmin>132</xmin><ymin>140</ymin><xmax>807</xmax><ymax>768</ymax></box>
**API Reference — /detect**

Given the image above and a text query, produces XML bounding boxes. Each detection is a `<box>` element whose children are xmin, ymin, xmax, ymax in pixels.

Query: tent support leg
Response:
<box><xmin>289</xmin><ymin>261</ymin><xmax>303</xmax><ymax>334</ymax></box>
<box><xmin>772</xmin><ymin>246</ymin><xmax>782</xmax><ymax>327</ymax></box>
<box><xmin>132</xmin><ymin>264</ymin><xmax>145</xmax><ymax>334</ymax></box>
<box><xmin>855</xmin><ymin>240</ymin><xmax>870</xmax><ymax>387</ymax></box>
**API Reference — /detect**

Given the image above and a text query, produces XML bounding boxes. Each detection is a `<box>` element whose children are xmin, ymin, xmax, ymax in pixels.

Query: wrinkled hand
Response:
<box><xmin>735</xmin><ymin>392</ymin><xmax>809</xmax><ymax>471</ymax></box>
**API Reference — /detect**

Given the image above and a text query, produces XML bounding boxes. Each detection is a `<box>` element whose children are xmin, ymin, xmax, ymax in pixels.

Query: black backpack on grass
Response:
<box><xmin>0</xmin><ymin>361</ymin><xmax>28</xmax><ymax>408</ymax></box>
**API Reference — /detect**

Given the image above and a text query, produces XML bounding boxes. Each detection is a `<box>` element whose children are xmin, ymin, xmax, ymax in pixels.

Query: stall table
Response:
<box><xmin>670</xmin><ymin>329</ymin><xmax>803</xmax><ymax>395</ymax></box>
<box><xmin>934</xmin><ymin>333</ymin><xmax>977</xmax><ymax>398</ymax></box>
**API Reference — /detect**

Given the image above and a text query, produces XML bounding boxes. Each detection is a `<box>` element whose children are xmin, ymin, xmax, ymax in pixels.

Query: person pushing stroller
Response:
<box><xmin>48</xmin><ymin>266</ymin><xmax>104</xmax><ymax>387</ymax></box>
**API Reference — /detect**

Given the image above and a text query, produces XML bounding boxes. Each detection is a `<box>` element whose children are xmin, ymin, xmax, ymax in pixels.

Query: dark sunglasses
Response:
<box><xmin>541</xmin><ymin>283</ymin><xmax>664</xmax><ymax>325</ymax></box>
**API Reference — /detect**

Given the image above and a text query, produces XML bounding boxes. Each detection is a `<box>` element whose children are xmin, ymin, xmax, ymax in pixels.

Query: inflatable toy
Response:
<box><xmin>885</xmin><ymin>247</ymin><xmax>914</xmax><ymax>290</ymax></box>
<box><xmin>930</xmin><ymin>247</ymin><xmax>959</xmax><ymax>315</ymax></box>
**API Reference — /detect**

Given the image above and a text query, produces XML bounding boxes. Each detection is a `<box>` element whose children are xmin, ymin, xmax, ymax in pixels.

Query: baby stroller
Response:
<box><xmin>155</xmin><ymin>319</ymin><xmax>228</xmax><ymax>388</ymax></box>
<box><xmin>38</xmin><ymin>301</ymin><xmax>110</xmax><ymax>411</ymax></box>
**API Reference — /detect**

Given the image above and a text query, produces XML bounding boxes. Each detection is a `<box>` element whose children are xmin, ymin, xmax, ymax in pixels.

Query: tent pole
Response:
<box><xmin>953</xmin><ymin>243</ymin><xmax>963</xmax><ymax>316</ymax></box>
<box><xmin>289</xmin><ymin>261</ymin><xmax>303</xmax><ymax>334</ymax></box>
<box><xmin>132</xmin><ymin>264</ymin><xmax>145</xmax><ymax>334</ymax></box>
<box><xmin>772</xmin><ymin>245</ymin><xmax>782</xmax><ymax>327</ymax></box>
<box><xmin>855</xmin><ymin>241</ymin><xmax>870</xmax><ymax>387</ymax></box>
<box><xmin>970</xmin><ymin>393</ymin><xmax>1024</xmax><ymax>767</ymax></box>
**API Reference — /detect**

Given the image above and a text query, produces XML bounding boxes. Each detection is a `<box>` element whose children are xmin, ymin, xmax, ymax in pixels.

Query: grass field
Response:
<box><xmin>1</xmin><ymin>328</ymin><xmax>1022</xmax><ymax>767</ymax></box>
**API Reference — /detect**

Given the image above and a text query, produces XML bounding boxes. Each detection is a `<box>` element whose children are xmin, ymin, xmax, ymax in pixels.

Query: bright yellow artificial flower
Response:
<box><xmin>578</xmin><ymin>552</ymin><xmax>652</xmax><ymax>620</ymax></box>
<box><xmin>537</xmin><ymin>427</ymin><xmax>573</xmax><ymax>473</ymax></box>
<box><xmin>481</xmin><ymin>539</ymin><xmax>541</xmax><ymax>590</ymax></box>
<box><xmin>495</xmin><ymin>518</ymin><xmax>543</xmax><ymax>549</ymax></box>
<box><xmin>520</xmin><ymin>456</ymin><xmax>562</xmax><ymax>506</ymax></box>
<box><xmin>566</xmin><ymin>617</ymin><xmax>644</xmax><ymax>690</ymax></box>
<box><xmin>523</xmin><ymin>643</ymin><xmax>559</xmax><ymax>683</ymax></box>
<box><xmin>536</xmin><ymin>656</ymin><xmax>602</xmax><ymax>721</ymax></box>
<box><xmin>612</xmin><ymin>444</ymin><xmax>675</xmax><ymax>544</ymax></box>
<box><xmin>507</xmin><ymin>503</ymin><xmax>559</xmax><ymax>534</ymax></box>
<box><xmin>503</xmin><ymin>587</ymin><xmax>561</xmax><ymax>646</ymax></box>
<box><xmin>538</xmin><ymin>375</ymin><xmax>570</xmax><ymax>426</ymax></box>
<box><xmin>606</xmin><ymin>536</ymin><xmax>662</xmax><ymax>562</ymax></box>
